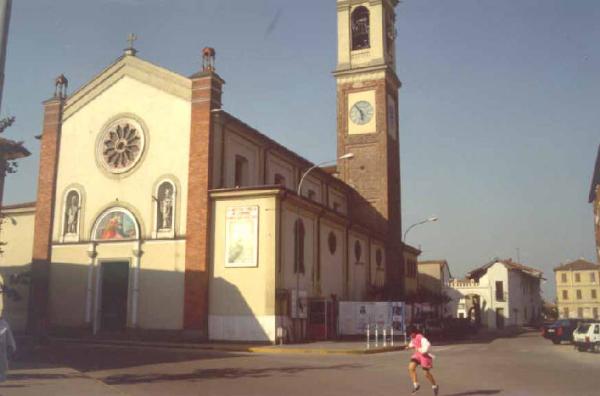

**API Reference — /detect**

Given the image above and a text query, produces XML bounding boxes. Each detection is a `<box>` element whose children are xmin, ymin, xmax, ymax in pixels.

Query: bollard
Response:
<box><xmin>375</xmin><ymin>325</ymin><xmax>379</xmax><ymax>347</ymax></box>
<box><xmin>366</xmin><ymin>326</ymin><xmax>370</xmax><ymax>349</ymax></box>
<box><xmin>383</xmin><ymin>327</ymin><xmax>387</xmax><ymax>347</ymax></box>
<box><xmin>391</xmin><ymin>327</ymin><xmax>394</xmax><ymax>346</ymax></box>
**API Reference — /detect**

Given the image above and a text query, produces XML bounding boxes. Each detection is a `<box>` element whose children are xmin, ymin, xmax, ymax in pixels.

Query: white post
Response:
<box><xmin>366</xmin><ymin>325</ymin><xmax>370</xmax><ymax>349</ymax></box>
<box><xmin>84</xmin><ymin>244</ymin><xmax>97</xmax><ymax>324</ymax></box>
<box><xmin>131</xmin><ymin>242</ymin><xmax>143</xmax><ymax>328</ymax></box>
<box><xmin>391</xmin><ymin>326</ymin><xmax>394</xmax><ymax>346</ymax></box>
<box><xmin>375</xmin><ymin>325</ymin><xmax>379</xmax><ymax>347</ymax></box>
<box><xmin>383</xmin><ymin>327</ymin><xmax>387</xmax><ymax>347</ymax></box>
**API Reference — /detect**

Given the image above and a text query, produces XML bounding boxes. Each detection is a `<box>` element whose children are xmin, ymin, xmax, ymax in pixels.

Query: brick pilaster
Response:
<box><xmin>183</xmin><ymin>69</ymin><xmax>224</xmax><ymax>335</ymax></box>
<box><xmin>29</xmin><ymin>95</ymin><xmax>64</xmax><ymax>333</ymax></box>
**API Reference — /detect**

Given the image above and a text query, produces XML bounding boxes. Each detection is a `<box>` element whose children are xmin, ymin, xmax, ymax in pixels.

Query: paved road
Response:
<box><xmin>2</xmin><ymin>332</ymin><xmax>599</xmax><ymax>396</ymax></box>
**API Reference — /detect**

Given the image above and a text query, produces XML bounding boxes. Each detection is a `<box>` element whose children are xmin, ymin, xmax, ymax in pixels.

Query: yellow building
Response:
<box><xmin>554</xmin><ymin>259</ymin><xmax>600</xmax><ymax>319</ymax></box>
<box><xmin>0</xmin><ymin>0</ymin><xmax>418</xmax><ymax>342</ymax></box>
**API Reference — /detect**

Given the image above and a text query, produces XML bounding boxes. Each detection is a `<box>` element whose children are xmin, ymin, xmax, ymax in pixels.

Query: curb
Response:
<box><xmin>48</xmin><ymin>337</ymin><xmax>406</xmax><ymax>355</ymax></box>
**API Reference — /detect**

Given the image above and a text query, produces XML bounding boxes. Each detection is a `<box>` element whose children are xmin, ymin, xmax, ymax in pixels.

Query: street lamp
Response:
<box><xmin>297</xmin><ymin>152</ymin><xmax>354</xmax><ymax>195</ymax></box>
<box><xmin>403</xmin><ymin>216</ymin><xmax>438</xmax><ymax>243</ymax></box>
<box><xmin>293</xmin><ymin>152</ymin><xmax>354</xmax><ymax>341</ymax></box>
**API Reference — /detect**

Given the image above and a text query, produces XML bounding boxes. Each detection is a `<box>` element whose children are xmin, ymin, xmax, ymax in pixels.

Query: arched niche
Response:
<box><xmin>91</xmin><ymin>207</ymin><xmax>140</xmax><ymax>241</ymax></box>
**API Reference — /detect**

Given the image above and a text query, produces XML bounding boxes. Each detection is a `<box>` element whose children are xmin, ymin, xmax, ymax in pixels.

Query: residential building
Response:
<box><xmin>445</xmin><ymin>259</ymin><xmax>543</xmax><ymax>329</ymax></box>
<box><xmin>554</xmin><ymin>259</ymin><xmax>600</xmax><ymax>319</ymax></box>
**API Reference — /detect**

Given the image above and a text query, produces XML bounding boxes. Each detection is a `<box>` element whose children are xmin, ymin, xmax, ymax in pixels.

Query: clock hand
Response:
<box><xmin>357</xmin><ymin>107</ymin><xmax>365</xmax><ymax>121</ymax></box>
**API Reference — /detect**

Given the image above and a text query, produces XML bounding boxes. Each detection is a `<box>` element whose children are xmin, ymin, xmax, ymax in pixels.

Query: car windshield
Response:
<box><xmin>556</xmin><ymin>320</ymin><xmax>571</xmax><ymax>326</ymax></box>
<box><xmin>577</xmin><ymin>324</ymin><xmax>591</xmax><ymax>333</ymax></box>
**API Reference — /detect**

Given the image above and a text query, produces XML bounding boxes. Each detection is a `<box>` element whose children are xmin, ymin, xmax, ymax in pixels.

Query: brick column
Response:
<box><xmin>29</xmin><ymin>92</ymin><xmax>65</xmax><ymax>334</ymax></box>
<box><xmin>183</xmin><ymin>52</ymin><xmax>224</xmax><ymax>336</ymax></box>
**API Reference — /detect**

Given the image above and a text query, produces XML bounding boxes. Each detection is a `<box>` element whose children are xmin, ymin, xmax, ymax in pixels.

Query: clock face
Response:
<box><xmin>350</xmin><ymin>101</ymin><xmax>374</xmax><ymax>125</ymax></box>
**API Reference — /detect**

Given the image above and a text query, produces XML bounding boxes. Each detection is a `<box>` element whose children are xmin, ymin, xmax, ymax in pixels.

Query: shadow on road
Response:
<box><xmin>102</xmin><ymin>363</ymin><xmax>365</xmax><ymax>385</ymax></box>
<box><xmin>444</xmin><ymin>391</ymin><xmax>502</xmax><ymax>396</ymax></box>
<box><xmin>11</xmin><ymin>342</ymin><xmax>248</xmax><ymax>372</ymax></box>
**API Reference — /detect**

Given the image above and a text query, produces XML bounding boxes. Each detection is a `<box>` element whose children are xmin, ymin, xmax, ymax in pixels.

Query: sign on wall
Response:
<box><xmin>225</xmin><ymin>206</ymin><xmax>259</xmax><ymax>268</ymax></box>
<box><xmin>290</xmin><ymin>290</ymin><xmax>308</xmax><ymax>319</ymax></box>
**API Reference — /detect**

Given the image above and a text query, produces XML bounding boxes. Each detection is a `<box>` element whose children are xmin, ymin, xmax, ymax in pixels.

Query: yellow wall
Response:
<box><xmin>0</xmin><ymin>206</ymin><xmax>35</xmax><ymax>330</ymax></box>
<box><xmin>555</xmin><ymin>269</ymin><xmax>600</xmax><ymax>318</ymax></box>
<box><xmin>209</xmin><ymin>192</ymin><xmax>278</xmax><ymax>341</ymax></box>
<box><xmin>55</xmin><ymin>74</ymin><xmax>191</xmax><ymax>242</ymax></box>
<box><xmin>319</xmin><ymin>221</ymin><xmax>346</xmax><ymax>298</ymax></box>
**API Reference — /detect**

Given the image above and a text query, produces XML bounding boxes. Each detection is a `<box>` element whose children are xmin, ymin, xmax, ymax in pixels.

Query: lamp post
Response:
<box><xmin>293</xmin><ymin>152</ymin><xmax>354</xmax><ymax>341</ymax></box>
<box><xmin>403</xmin><ymin>216</ymin><xmax>438</xmax><ymax>243</ymax></box>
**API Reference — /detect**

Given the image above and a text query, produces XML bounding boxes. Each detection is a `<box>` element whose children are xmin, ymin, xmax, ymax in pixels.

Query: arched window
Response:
<box><xmin>92</xmin><ymin>208</ymin><xmax>139</xmax><ymax>241</ymax></box>
<box><xmin>234</xmin><ymin>155</ymin><xmax>249</xmax><ymax>187</ymax></box>
<box><xmin>294</xmin><ymin>219</ymin><xmax>305</xmax><ymax>274</ymax></box>
<box><xmin>328</xmin><ymin>231</ymin><xmax>337</xmax><ymax>255</ymax></box>
<box><xmin>155</xmin><ymin>180</ymin><xmax>176</xmax><ymax>234</ymax></box>
<box><xmin>351</xmin><ymin>6</ymin><xmax>370</xmax><ymax>50</ymax></box>
<box><xmin>63</xmin><ymin>189</ymin><xmax>81</xmax><ymax>238</ymax></box>
<box><xmin>354</xmin><ymin>240</ymin><xmax>362</xmax><ymax>263</ymax></box>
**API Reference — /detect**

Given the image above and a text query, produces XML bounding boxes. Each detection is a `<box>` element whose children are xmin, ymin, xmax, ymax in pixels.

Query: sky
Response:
<box><xmin>2</xmin><ymin>0</ymin><xmax>599</xmax><ymax>300</ymax></box>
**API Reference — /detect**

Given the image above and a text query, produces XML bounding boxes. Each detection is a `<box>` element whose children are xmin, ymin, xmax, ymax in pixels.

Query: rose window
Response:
<box><xmin>98</xmin><ymin>119</ymin><xmax>145</xmax><ymax>174</ymax></box>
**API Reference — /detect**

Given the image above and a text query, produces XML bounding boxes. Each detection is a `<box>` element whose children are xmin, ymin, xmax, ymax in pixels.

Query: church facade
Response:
<box><xmin>1</xmin><ymin>0</ymin><xmax>416</xmax><ymax>342</ymax></box>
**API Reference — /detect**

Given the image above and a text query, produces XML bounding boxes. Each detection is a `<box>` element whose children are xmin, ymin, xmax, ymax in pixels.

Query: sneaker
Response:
<box><xmin>432</xmin><ymin>385</ymin><xmax>439</xmax><ymax>396</ymax></box>
<box><xmin>411</xmin><ymin>384</ymin><xmax>420</xmax><ymax>394</ymax></box>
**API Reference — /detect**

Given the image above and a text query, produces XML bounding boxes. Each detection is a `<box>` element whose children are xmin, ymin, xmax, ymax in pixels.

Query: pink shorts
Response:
<box><xmin>410</xmin><ymin>353</ymin><xmax>433</xmax><ymax>369</ymax></box>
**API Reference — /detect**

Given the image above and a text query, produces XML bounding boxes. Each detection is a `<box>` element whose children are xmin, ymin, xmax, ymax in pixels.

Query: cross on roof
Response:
<box><xmin>127</xmin><ymin>33</ymin><xmax>137</xmax><ymax>49</ymax></box>
<box><xmin>124</xmin><ymin>33</ymin><xmax>138</xmax><ymax>56</ymax></box>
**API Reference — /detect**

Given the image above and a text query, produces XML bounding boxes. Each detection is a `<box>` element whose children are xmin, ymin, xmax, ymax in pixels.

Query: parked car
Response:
<box><xmin>543</xmin><ymin>319</ymin><xmax>594</xmax><ymax>344</ymax></box>
<box><xmin>572</xmin><ymin>322</ymin><xmax>600</xmax><ymax>352</ymax></box>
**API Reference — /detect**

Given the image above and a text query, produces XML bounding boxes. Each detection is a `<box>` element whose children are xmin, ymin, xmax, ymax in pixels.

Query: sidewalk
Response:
<box><xmin>46</xmin><ymin>337</ymin><xmax>406</xmax><ymax>355</ymax></box>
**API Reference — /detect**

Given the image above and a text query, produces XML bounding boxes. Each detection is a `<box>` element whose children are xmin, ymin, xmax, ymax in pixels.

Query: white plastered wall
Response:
<box><xmin>347</xmin><ymin>232</ymin><xmax>369</xmax><ymax>300</ymax></box>
<box><xmin>319</xmin><ymin>221</ymin><xmax>345</xmax><ymax>299</ymax></box>
<box><xmin>0</xmin><ymin>207</ymin><xmax>35</xmax><ymax>330</ymax></box>
<box><xmin>209</xmin><ymin>194</ymin><xmax>277</xmax><ymax>342</ymax></box>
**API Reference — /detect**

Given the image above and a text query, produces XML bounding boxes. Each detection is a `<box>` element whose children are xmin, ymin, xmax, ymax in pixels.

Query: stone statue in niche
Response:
<box><xmin>64</xmin><ymin>191</ymin><xmax>80</xmax><ymax>235</ymax></box>
<box><xmin>157</xmin><ymin>183</ymin><xmax>174</xmax><ymax>230</ymax></box>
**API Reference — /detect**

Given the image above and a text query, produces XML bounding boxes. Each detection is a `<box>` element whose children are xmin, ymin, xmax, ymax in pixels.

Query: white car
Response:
<box><xmin>572</xmin><ymin>322</ymin><xmax>600</xmax><ymax>352</ymax></box>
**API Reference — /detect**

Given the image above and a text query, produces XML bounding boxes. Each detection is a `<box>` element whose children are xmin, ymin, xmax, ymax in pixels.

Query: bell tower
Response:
<box><xmin>334</xmin><ymin>0</ymin><xmax>401</xmax><ymax>239</ymax></box>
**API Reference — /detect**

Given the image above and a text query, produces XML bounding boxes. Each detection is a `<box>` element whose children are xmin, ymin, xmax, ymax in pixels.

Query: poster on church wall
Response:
<box><xmin>225</xmin><ymin>206</ymin><xmax>259</xmax><ymax>268</ymax></box>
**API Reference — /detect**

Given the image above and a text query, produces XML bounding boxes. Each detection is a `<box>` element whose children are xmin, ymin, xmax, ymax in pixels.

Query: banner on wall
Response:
<box><xmin>338</xmin><ymin>301</ymin><xmax>405</xmax><ymax>335</ymax></box>
<box><xmin>225</xmin><ymin>206</ymin><xmax>259</xmax><ymax>268</ymax></box>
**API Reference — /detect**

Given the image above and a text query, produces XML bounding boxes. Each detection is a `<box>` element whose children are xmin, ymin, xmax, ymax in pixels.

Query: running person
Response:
<box><xmin>406</xmin><ymin>325</ymin><xmax>439</xmax><ymax>395</ymax></box>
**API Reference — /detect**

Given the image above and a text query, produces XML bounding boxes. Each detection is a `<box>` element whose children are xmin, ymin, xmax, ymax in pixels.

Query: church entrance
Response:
<box><xmin>100</xmin><ymin>261</ymin><xmax>129</xmax><ymax>332</ymax></box>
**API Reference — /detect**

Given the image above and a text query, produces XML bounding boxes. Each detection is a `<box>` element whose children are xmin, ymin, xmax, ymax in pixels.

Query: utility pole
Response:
<box><xmin>0</xmin><ymin>0</ymin><xmax>12</xmax><ymax>112</ymax></box>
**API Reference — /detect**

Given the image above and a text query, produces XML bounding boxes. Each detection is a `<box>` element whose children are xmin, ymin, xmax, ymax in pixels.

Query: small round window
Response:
<box><xmin>328</xmin><ymin>232</ymin><xmax>337</xmax><ymax>254</ymax></box>
<box><xmin>97</xmin><ymin>118</ymin><xmax>145</xmax><ymax>174</ymax></box>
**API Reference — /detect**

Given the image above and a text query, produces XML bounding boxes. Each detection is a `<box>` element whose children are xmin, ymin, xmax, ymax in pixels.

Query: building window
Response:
<box><xmin>274</xmin><ymin>173</ymin><xmax>286</xmax><ymax>187</ymax></box>
<box><xmin>575</xmin><ymin>273</ymin><xmax>581</xmax><ymax>282</ymax></box>
<box><xmin>234</xmin><ymin>155</ymin><xmax>249</xmax><ymax>187</ymax></box>
<box><xmin>576</xmin><ymin>290</ymin><xmax>582</xmax><ymax>300</ymax></box>
<box><xmin>577</xmin><ymin>307</ymin><xmax>584</xmax><ymax>317</ymax></box>
<box><xmin>495</xmin><ymin>281</ymin><xmax>504</xmax><ymax>301</ymax></box>
<box><xmin>594</xmin><ymin>308</ymin><xmax>599</xmax><ymax>319</ymax></box>
<box><xmin>562</xmin><ymin>290</ymin><xmax>568</xmax><ymax>300</ymax></box>
<box><xmin>591</xmin><ymin>272</ymin><xmax>597</xmax><ymax>283</ymax></box>
<box><xmin>294</xmin><ymin>219</ymin><xmax>305</xmax><ymax>274</ymax></box>
<box><xmin>328</xmin><ymin>231</ymin><xmax>337</xmax><ymax>255</ymax></box>
<box><xmin>563</xmin><ymin>307</ymin><xmax>569</xmax><ymax>318</ymax></box>
<box><xmin>376</xmin><ymin>249</ymin><xmax>383</xmax><ymax>269</ymax></box>
<box><xmin>354</xmin><ymin>240</ymin><xmax>362</xmax><ymax>263</ymax></box>
<box><xmin>592</xmin><ymin>289</ymin><xmax>598</xmax><ymax>299</ymax></box>
<box><xmin>561</xmin><ymin>273</ymin><xmax>567</xmax><ymax>283</ymax></box>
<box><xmin>351</xmin><ymin>6</ymin><xmax>370</xmax><ymax>50</ymax></box>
